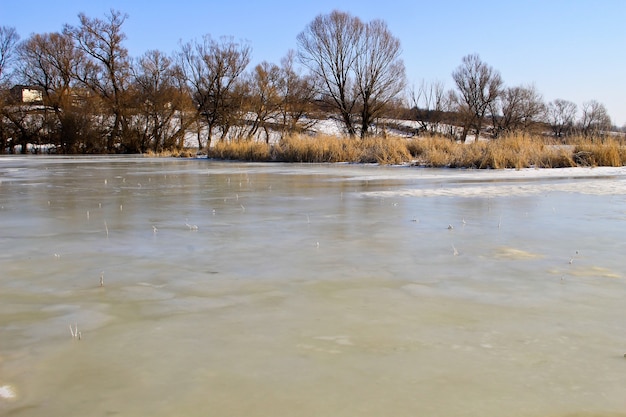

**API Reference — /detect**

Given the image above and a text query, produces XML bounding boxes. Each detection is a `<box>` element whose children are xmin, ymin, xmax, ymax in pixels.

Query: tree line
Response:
<box><xmin>411</xmin><ymin>54</ymin><xmax>614</xmax><ymax>142</ymax></box>
<box><xmin>0</xmin><ymin>10</ymin><xmax>618</xmax><ymax>154</ymax></box>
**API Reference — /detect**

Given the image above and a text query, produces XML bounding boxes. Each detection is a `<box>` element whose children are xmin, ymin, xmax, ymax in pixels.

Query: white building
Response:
<box><xmin>10</xmin><ymin>85</ymin><xmax>44</xmax><ymax>104</ymax></box>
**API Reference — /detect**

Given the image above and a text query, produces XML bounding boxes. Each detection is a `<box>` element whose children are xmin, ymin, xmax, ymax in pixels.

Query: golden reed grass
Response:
<box><xmin>144</xmin><ymin>148</ymin><xmax>197</xmax><ymax>158</ymax></box>
<box><xmin>191</xmin><ymin>133</ymin><xmax>626</xmax><ymax>168</ymax></box>
<box><xmin>570</xmin><ymin>137</ymin><xmax>626</xmax><ymax>167</ymax></box>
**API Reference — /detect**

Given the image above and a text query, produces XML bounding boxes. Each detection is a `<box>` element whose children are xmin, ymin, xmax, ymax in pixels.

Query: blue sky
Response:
<box><xmin>3</xmin><ymin>0</ymin><xmax>625</xmax><ymax>125</ymax></box>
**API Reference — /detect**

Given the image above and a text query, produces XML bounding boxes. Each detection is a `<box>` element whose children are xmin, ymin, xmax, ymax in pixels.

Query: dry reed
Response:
<box><xmin>151</xmin><ymin>133</ymin><xmax>626</xmax><ymax>168</ymax></box>
<box><xmin>209</xmin><ymin>140</ymin><xmax>272</xmax><ymax>161</ymax></box>
<box><xmin>570</xmin><ymin>137</ymin><xmax>626</xmax><ymax>167</ymax></box>
<box><xmin>144</xmin><ymin>148</ymin><xmax>197</xmax><ymax>158</ymax></box>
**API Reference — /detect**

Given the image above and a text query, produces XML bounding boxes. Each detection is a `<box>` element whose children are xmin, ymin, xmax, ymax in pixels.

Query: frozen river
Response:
<box><xmin>1</xmin><ymin>156</ymin><xmax>625</xmax><ymax>416</ymax></box>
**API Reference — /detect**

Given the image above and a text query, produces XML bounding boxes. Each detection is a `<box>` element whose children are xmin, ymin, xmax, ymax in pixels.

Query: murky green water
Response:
<box><xmin>1</xmin><ymin>156</ymin><xmax>625</xmax><ymax>416</ymax></box>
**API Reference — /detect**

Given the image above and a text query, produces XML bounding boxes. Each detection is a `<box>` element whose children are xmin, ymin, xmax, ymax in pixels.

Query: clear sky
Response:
<box><xmin>2</xmin><ymin>0</ymin><xmax>625</xmax><ymax>126</ymax></box>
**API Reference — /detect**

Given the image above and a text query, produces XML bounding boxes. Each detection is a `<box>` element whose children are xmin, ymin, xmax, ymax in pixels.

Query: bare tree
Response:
<box><xmin>452</xmin><ymin>54</ymin><xmax>503</xmax><ymax>141</ymax></box>
<box><xmin>18</xmin><ymin>32</ymin><xmax>77</xmax><ymax>107</ymax></box>
<box><xmin>298</xmin><ymin>11</ymin><xmax>405</xmax><ymax>138</ymax></box>
<box><xmin>0</xmin><ymin>26</ymin><xmax>20</xmax><ymax>85</ymax></box>
<box><xmin>547</xmin><ymin>99</ymin><xmax>577</xmax><ymax>138</ymax></box>
<box><xmin>17</xmin><ymin>31</ymin><xmax>90</xmax><ymax>152</ymax></box>
<box><xmin>177</xmin><ymin>35</ymin><xmax>251</xmax><ymax>148</ymax></box>
<box><xmin>353</xmin><ymin>19</ymin><xmax>406</xmax><ymax>137</ymax></box>
<box><xmin>169</xmin><ymin>65</ymin><xmax>196</xmax><ymax>150</ymax></box>
<box><xmin>245</xmin><ymin>54</ymin><xmax>320</xmax><ymax>142</ymax></box>
<box><xmin>276</xmin><ymin>50</ymin><xmax>317</xmax><ymax>137</ymax></box>
<box><xmin>579</xmin><ymin>100</ymin><xmax>611</xmax><ymax>138</ymax></box>
<box><xmin>489</xmin><ymin>84</ymin><xmax>545</xmax><ymax>136</ymax></box>
<box><xmin>245</xmin><ymin>61</ymin><xmax>281</xmax><ymax>143</ymax></box>
<box><xmin>131</xmin><ymin>50</ymin><xmax>191</xmax><ymax>152</ymax></box>
<box><xmin>297</xmin><ymin>10</ymin><xmax>361</xmax><ymax>136</ymax></box>
<box><xmin>411</xmin><ymin>80</ymin><xmax>449</xmax><ymax>135</ymax></box>
<box><xmin>0</xmin><ymin>26</ymin><xmax>21</xmax><ymax>153</ymax></box>
<box><xmin>0</xmin><ymin>26</ymin><xmax>20</xmax><ymax>154</ymax></box>
<box><xmin>65</xmin><ymin>9</ymin><xmax>131</xmax><ymax>152</ymax></box>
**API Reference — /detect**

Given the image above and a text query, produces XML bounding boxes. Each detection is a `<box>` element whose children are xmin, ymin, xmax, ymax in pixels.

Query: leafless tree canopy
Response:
<box><xmin>276</xmin><ymin>50</ymin><xmax>317</xmax><ymax>136</ymax></box>
<box><xmin>354</xmin><ymin>19</ymin><xmax>406</xmax><ymax>137</ymax></box>
<box><xmin>132</xmin><ymin>50</ymin><xmax>191</xmax><ymax>152</ymax></box>
<box><xmin>297</xmin><ymin>10</ymin><xmax>405</xmax><ymax>138</ymax></box>
<box><xmin>547</xmin><ymin>99</ymin><xmax>578</xmax><ymax>138</ymax></box>
<box><xmin>410</xmin><ymin>80</ymin><xmax>451</xmax><ymax>135</ymax></box>
<box><xmin>65</xmin><ymin>9</ymin><xmax>131</xmax><ymax>151</ymax></box>
<box><xmin>580</xmin><ymin>100</ymin><xmax>611</xmax><ymax>138</ymax></box>
<box><xmin>0</xmin><ymin>26</ymin><xmax>20</xmax><ymax>84</ymax></box>
<box><xmin>16</xmin><ymin>31</ymin><xmax>89</xmax><ymax>152</ymax></box>
<box><xmin>177</xmin><ymin>35</ymin><xmax>251</xmax><ymax>147</ymax></box>
<box><xmin>18</xmin><ymin>32</ymin><xmax>81</xmax><ymax>99</ymax></box>
<box><xmin>489</xmin><ymin>84</ymin><xmax>545</xmax><ymax>137</ymax></box>
<box><xmin>244</xmin><ymin>61</ymin><xmax>281</xmax><ymax>142</ymax></box>
<box><xmin>297</xmin><ymin>11</ymin><xmax>361</xmax><ymax>136</ymax></box>
<box><xmin>452</xmin><ymin>54</ymin><xmax>503</xmax><ymax>141</ymax></box>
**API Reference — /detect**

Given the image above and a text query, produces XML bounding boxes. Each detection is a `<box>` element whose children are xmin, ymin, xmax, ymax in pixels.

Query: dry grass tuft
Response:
<box><xmin>273</xmin><ymin>134</ymin><xmax>349</xmax><ymax>162</ymax></box>
<box><xmin>143</xmin><ymin>148</ymin><xmax>198</xmax><ymax>158</ymax></box>
<box><xmin>410</xmin><ymin>134</ymin><xmax>578</xmax><ymax>169</ymax></box>
<box><xmin>272</xmin><ymin>134</ymin><xmax>412</xmax><ymax>164</ymax></box>
<box><xmin>208</xmin><ymin>140</ymin><xmax>271</xmax><ymax>161</ymax></box>
<box><xmin>181</xmin><ymin>133</ymin><xmax>626</xmax><ymax>168</ymax></box>
<box><xmin>359</xmin><ymin>137</ymin><xmax>412</xmax><ymax>164</ymax></box>
<box><xmin>571</xmin><ymin>137</ymin><xmax>626</xmax><ymax>167</ymax></box>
